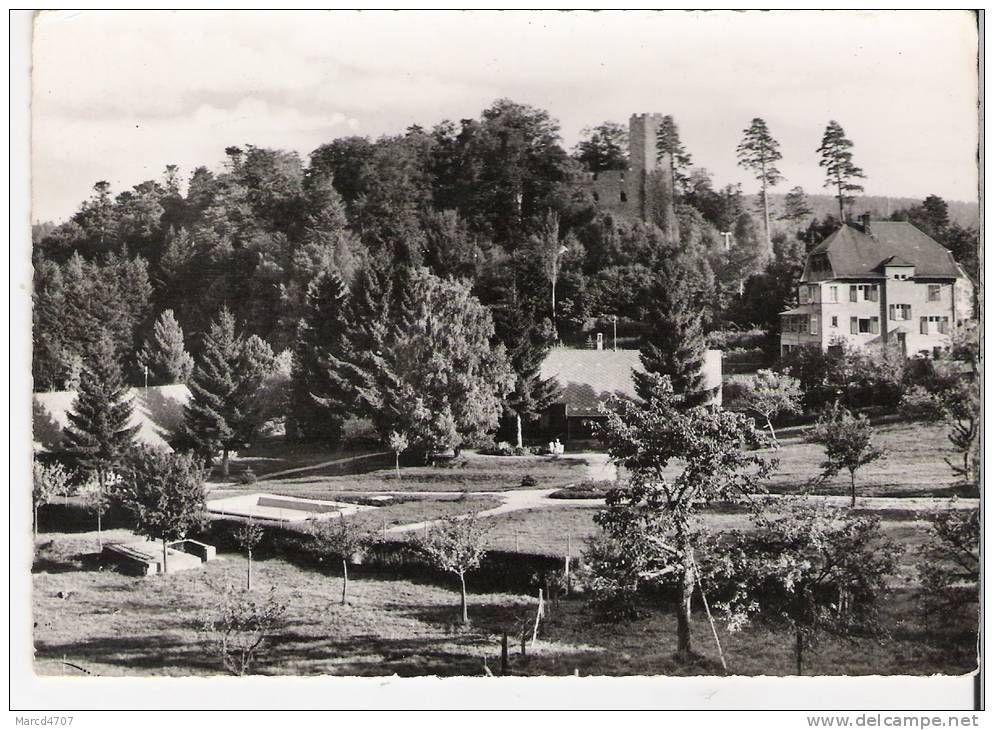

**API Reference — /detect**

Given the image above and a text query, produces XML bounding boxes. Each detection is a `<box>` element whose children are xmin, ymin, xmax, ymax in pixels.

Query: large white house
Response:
<box><xmin>780</xmin><ymin>216</ymin><xmax>974</xmax><ymax>358</ymax></box>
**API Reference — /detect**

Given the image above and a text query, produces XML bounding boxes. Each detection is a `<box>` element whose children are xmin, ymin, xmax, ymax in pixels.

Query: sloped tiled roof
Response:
<box><xmin>539</xmin><ymin>348</ymin><xmax>723</xmax><ymax>416</ymax></box>
<box><xmin>803</xmin><ymin>221</ymin><xmax>964</xmax><ymax>281</ymax></box>
<box><xmin>33</xmin><ymin>383</ymin><xmax>191</xmax><ymax>453</ymax></box>
<box><xmin>540</xmin><ymin>349</ymin><xmax>643</xmax><ymax>416</ymax></box>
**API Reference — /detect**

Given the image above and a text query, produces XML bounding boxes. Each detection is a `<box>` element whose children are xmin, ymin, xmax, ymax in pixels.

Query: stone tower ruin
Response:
<box><xmin>581</xmin><ymin>113</ymin><xmax>679</xmax><ymax>243</ymax></box>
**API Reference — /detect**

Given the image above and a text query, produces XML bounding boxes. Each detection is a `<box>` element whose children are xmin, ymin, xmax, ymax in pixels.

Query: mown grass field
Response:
<box><xmin>32</xmin><ymin>529</ymin><xmax>977</xmax><ymax>677</ymax></box>
<box><xmin>616</xmin><ymin>420</ymin><xmax>973</xmax><ymax>499</ymax></box>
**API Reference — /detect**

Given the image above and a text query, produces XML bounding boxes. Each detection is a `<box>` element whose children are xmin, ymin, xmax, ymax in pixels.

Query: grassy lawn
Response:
<box><xmin>230</xmin><ymin>452</ymin><xmax>589</xmax><ymax>494</ymax></box>
<box><xmin>32</xmin><ymin>529</ymin><xmax>975</xmax><ymax>677</ymax></box>
<box><xmin>616</xmin><ymin>420</ymin><xmax>972</xmax><ymax>500</ymax></box>
<box><xmin>761</xmin><ymin>421</ymin><xmax>972</xmax><ymax>498</ymax></box>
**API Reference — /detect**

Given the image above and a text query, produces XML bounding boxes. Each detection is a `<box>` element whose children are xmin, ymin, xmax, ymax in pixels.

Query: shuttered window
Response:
<box><xmin>920</xmin><ymin>317</ymin><xmax>928</xmax><ymax>335</ymax></box>
<box><xmin>869</xmin><ymin>317</ymin><xmax>879</xmax><ymax>334</ymax></box>
<box><xmin>851</xmin><ymin>317</ymin><xmax>858</xmax><ymax>334</ymax></box>
<box><xmin>849</xmin><ymin>286</ymin><xmax>858</xmax><ymax>302</ymax></box>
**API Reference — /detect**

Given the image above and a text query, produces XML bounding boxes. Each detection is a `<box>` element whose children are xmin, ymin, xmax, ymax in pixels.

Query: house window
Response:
<box><xmin>850</xmin><ymin>284</ymin><xmax>878</xmax><ymax>302</ymax></box>
<box><xmin>889</xmin><ymin>304</ymin><xmax>912</xmax><ymax>321</ymax></box>
<box><xmin>850</xmin><ymin>316</ymin><xmax>858</xmax><ymax>334</ymax></box>
<box><xmin>920</xmin><ymin>316</ymin><xmax>928</xmax><ymax>335</ymax></box>
<box><xmin>799</xmin><ymin>286</ymin><xmax>809</xmax><ymax>304</ymax></box>
<box><xmin>829</xmin><ymin>286</ymin><xmax>838</xmax><ymax>303</ymax></box>
<box><xmin>809</xmin><ymin>285</ymin><xmax>820</xmax><ymax>303</ymax></box>
<box><xmin>925</xmin><ymin>316</ymin><xmax>951</xmax><ymax>335</ymax></box>
<box><xmin>928</xmin><ymin>284</ymin><xmax>941</xmax><ymax>302</ymax></box>
<box><xmin>809</xmin><ymin>315</ymin><xmax>819</xmax><ymax>336</ymax></box>
<box><xmin>855</xmin><ymin>317</ymin><xmax>878</xmax><ymax>334</ymax></box>
<box><xmin>831</xmin><ymin>315</ymin><xmax>838</xmax><ymax>328</ymax></box>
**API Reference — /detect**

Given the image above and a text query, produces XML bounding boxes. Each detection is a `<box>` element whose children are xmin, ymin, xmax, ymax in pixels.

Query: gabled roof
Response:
<box><xmin>803</xmin><ymin>221</ymin><xmax>964</xmax><ymax>281</ymax></box>
<box><xmin>539</xmin><ymin>349</ymin><xmax>643</xmax><ymax>416</ymax></box>
<box><xmin>539</xmin><ymin>348</ymin><xmax>723</xmax><ymax>416</ymax></box>
<box><xmin>33</xmin><ymin>384</ymin><xmax>190</xmax><ymax>453</ymax></box>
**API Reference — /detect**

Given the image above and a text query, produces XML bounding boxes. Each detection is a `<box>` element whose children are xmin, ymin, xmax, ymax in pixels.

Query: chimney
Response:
<box><xmin>860</xmin><ymin>213</ymin><xmax>872</xmax><ymax>235</ymax></box>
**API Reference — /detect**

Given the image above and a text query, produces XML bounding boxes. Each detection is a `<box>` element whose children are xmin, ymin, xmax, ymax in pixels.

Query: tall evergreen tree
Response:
<box><xmin>817</xmin><ymin>121</ymin><xmax>865</xmax><ymax>221</ymax></box>
<box><xmin>63</xmin><ymin>330</ymin><xmax>139</xmax><ymax>544</ymax></box>
<box><xmin>736</xmin><ymin>118</ymin><xmax>784</xmax><ymax>258</ymax></box>
<box><xmin>779</xmin><ymin>186</ymin><xmax>813</xmax><ymax>225</ymax></box>
<box><xmin>635</xmin><ymin>256</ymin><xmax>714</xmax><ymax>407</ymax></box>
<box><xmin>655</xmin><ymin>115</ymin><xmax>693</xmax><ymax>197</ymax></box>
<box><xmin>290</xmin><ymin>268</ymin><xmax>354</xmax><ymax>443</ymax></box>
<box><xmin>138</xmin><ymin>309</ymin><xmax>194</xmax><ymax>385</ymax></box>
<box><xmin>182</xmin><ymin>307</ymin><xmax>246</xmax><ymax>477</ymax></box>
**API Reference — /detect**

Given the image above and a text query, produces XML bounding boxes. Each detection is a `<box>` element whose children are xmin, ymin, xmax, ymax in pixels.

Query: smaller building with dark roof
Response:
<box><xmin>782</xmin><ymin>216</ymin><xmax>974</xmax><ymax>358</ymax></box>
<box><xmin>538</xmin><ymin>347</ymin><xmax>722</xmax><ymax>441</ymax></box>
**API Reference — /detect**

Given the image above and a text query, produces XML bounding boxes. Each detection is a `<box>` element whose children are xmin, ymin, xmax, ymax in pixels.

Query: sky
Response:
<box><xmin>31</xmin><ymin>10</ymin><xmax>980</xmax><ymax>224</ymax></box>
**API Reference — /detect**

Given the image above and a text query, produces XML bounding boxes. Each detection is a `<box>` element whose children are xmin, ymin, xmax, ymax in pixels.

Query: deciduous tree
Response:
<box><xmin>115</xmin><ymin>446</ymin><xmax>208</xmax><ymax>574</ymax></box>
<box><xmin>32</xmin><ymin>460</ymin><xmax>72</xmax><ymax>539</ymax></box>
<box><xmin>415</xmin><ymin>514</ymin><xmax>491</xmax><ymax>625</ymax></box>
<box><xmin>307</xmin><ymin>519</ymin><xmax>375</xmax><ymax>605</ymax></box>
<box><xmin>810</xmin><ymin>403</ymin><xmax>884</xmax><ymax>508</ymax></box>
<box><xmin>711</xmin><ymin>503</ymin><xmax>902</xmax><ymax>674</ymax></box>
<box><xmin>739</xmin><ymin>369</ymin><xmax>802</xmax><ymax>444</ymax></box>
<box><xmin>593</xmin><ymin>375</ymin><xmax>773</xmax><ymax>661</ymax></box>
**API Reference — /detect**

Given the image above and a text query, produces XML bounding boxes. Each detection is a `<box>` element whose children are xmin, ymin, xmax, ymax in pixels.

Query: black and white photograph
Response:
<box><xmin>11</xmin><ymin>8</ymin><xmax>983</xmax><ymax>714</ymax></box>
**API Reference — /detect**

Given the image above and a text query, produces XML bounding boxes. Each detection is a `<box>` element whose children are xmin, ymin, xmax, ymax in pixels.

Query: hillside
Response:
<box><xmin>765</xmin><ymin>193</ymin><xmax>979</xmax><ymax>229</ymax></box>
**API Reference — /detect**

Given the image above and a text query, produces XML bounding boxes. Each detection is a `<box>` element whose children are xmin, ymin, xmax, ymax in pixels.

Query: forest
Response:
<box><xmin>31</xmin><ymin>98</ymin><xmax>980</xmax><ymax>449</ymax></box>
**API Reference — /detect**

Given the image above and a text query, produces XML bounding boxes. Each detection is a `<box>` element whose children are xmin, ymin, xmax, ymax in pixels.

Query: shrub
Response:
<box><xmin>200</xmin><ymin>583</ymin><xmax>289</xmax><ymax>675</ymax></box>
<box><xmin>898</xmin><ymin>385</ymin><xmax>946</xmax><ymax>422</ymax></box>
<box><xmin>239</xmin><ymin>467</ymin><xmax>258</xmax><ymax>485</ymax></box>
<box><xmin>520</xmin><ymin>474</ymin><xmax>538</xmax><ymax>487</ymax></box>
<box><xmin>549</xmin><ymin>480</ymin><xmax>615</xmax><ymax>499</ymax></box>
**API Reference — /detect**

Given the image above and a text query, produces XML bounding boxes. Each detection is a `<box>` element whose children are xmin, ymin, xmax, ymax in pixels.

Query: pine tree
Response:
<box><xmin>737</xmin><ymin>118</ymin><xmax>784</xmax><ymax>258</ymax></box>
<box><xmin>182</xmin><ymin>307</ymin><xmax>245</xmax><ymax>477</ymax></box>
<box><xmin>635</xmin><ymin>256</ymin><xmax>714</xmax><ymax>407</ymax></box>
<box><xmin>138</xmin><ymin>309</ymin><xmax>194</xmax><ymax>384</ymax></box>
<box><xmin>290</xmin><ymin>269</ymin><xmax>354</xmax><ymax>444</ymax></box>
<box><xmin>779</xmin><ymin>186</ymin><xmax>813</xmax><ymax>225</ymax></box>
<box><xmin>655</xmin><ymin>115</ymin><xmax>693</xmax><ymax>197</ymax></box>
<box><xmin>817</xmin><ymin>121</ymin><xmax>865</xmax><ymax>221</ymax></box>
<box><xmin>63</xmin><ymin>330</ymin><xmax>139</xmax><ymax>546</ymax></box>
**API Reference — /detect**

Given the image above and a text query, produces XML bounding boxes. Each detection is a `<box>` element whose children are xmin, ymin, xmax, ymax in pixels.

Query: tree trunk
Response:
<box><xmin>850</xmin><ymin>471</ymin><xmax>857</xmax><ymax>509</ymax></box>
<box><xmin>395</xmin><ymin>452</ymin><xmax>401</xmax><ymax>481</ymax></box>
<box><xmin>767</xmin><ymin>417</ymin><xmax>778</xmax><ymax>446</ymax></box>
<box><xmin>516</xmin><ymin>414</ymin><xmax>523</xmax><ymax>450</ymax></box>
<box><xmin>221</xmin><ymin>449</ymin><xmax>230</xmax><ymax>479</ymax></box>
<box><xmin>761</xmin><ymin>171</ymin><xmax>772</xmax><ymax>260</ymax></box>
<box><xmin>676</xmin><ymin>560</ymin><xmax>695</xmax><ymax>661</ymax></box>
<box><xmin>341</xmin><ymin>558</ymin><xmax>349</xmax><ymax>605</ymax></box>
<box><xmin>247</xmin><ymin>549</ymin><xmax>253</xmax><ymax>590</ymax></box>
<box><xmin>459</xmin><ymin>571</ymin><xmax>469</xmax><ymax>625</ymax></box>
<box><xmin>162</xmin><ymin>538</ymin><xmax>168</xmax><ymax>575</ymax></box>
<box><xmin>674</xmin><ymin>527</ymin><xmax>695</xmax><ymax>662</ymax></box>
<box><xmin>33</xmin><ymin>504</ymin><xmax>38</xmax><ymax>539</ymax></box>
<box><xmin>96</xmin><ymin>472</ymin><xmax>105</xmax><ymax>551</ymax></box>
<box><xmin>795</xmin><ymin>629</ymin><xmax>804</xmax><ymax>675</ymax></box>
